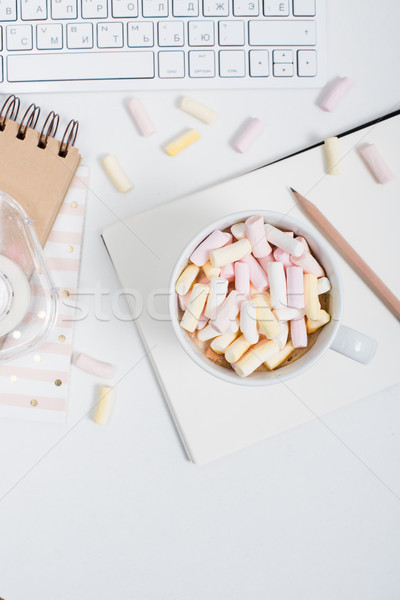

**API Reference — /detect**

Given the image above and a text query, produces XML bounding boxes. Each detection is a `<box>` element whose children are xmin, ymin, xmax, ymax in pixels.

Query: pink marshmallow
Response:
<box><xmin>233</xmin><ymin>118</ymin><xmax>264</xmax><ymax>153</ymax></box>
<box><xmin>190</xmin><ymin>230</ymin><xmax>232</xmax><ymax>266</ymax></box>
<box><xmin>245</xmin><ymin>215</ymin><xmax>272</xmax><ymax>258</ymax></box>
<box><xmin>240</xmin><ymin>253</ymin><xmax>269</xmax><ymax>291</ymax></box>
<box><xmin>273</xmin><ymin>247</ymin><xmax>292</xmax><ymax>270</ymax></box>
<box><xmin>74</xmin><ymin>353</ymin><xmax>115</xmax><ymax>379</ymax></box>
<box><xmin>220</xmin><ymin>261</ymin><xmax>235</xmax><ymax>281</ymax></box>
<box><xmin>257</xmin><ymin>253</ymin><xmax>275</xmax><ymax>274</ymax></box>
<box><xmin>286</xmin><ymin>266</ymin><xmax>305</xmax><ymax>308</ymax></box>
<box><xmin>178</xmin><ymin>291</ymin><xmax>191</xmax><ymax>311</ymax></box>
<box><xmin>319</xmin><ymin>76</ymin><xmax>353</xmax><ymax>112</ymax></box>
<box><xmin>290</xmin><ymin>252</ymin><xmax>325</xmax><ymax>277</ymax></box>
<box><xmin>290</xmin><ymin>317</ymin><xmax>307</xmax><ymax>348</ymax></box>
<box><xmin>235</xmin><ymin>261</ymin><xmax>250</xmax><ymax>297</ymax></box>
<box><xmin>197</xmin><ymin>275</ymin><xmax>209</xmax><ymax>284</ymax></box>
<box><xmin>359</xmin><ymin>144</ymin><xmax>395</xmax><ymax>184</ymax></box>
<box><xmin>212</xmin><ymin>290</ymin><xmax>241</xmax><ymax>334</ymax></box>
<box><xmin>197</xmin><ymin>311</ymin><xmax>209</xmax><ymax>330</ymax></box>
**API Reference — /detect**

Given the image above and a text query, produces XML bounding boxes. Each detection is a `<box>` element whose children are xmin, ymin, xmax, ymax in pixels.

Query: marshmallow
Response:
<box><xmin>175</xmin><ymin>263</ymin><xmax>200</xmax><ymax>295</ymax></box>
<box><xmin>235</xmin><ymin>261</ymin><xmax>250</xmax><ymax>297</ymax></box>
<box><xmin>257</xmin><ymin>253</ymin><xmax>275</xmax><ymax>274</ymax></box>
<box><xmin>290</xmin><ymin>316</ymin><xmax>307</xmax><ymax>348</ymax></box>
<box><xmin>196</xmin><ymin>311</ymin><xmax>209</xmax><ymax>330</ymax></box>
<box><xmin>267</xmin><ymin>262</ymin><xmax>287</xmax><ymax>308</ymax></box>
<box><xmin>286</xmin><ymin>266</ymin><xmax>305</xmax><ymax>308</ymax></box>
<box><xmin>190</xmin><ymin>230</ymin><xmax>232</xmax><ymax>266</ymax></box>
<box><xmin>253</xmin><ymin>292</ymin><xmax>281</xmax><ymax>339</ymax></box>
<box><xmin>210</xmin><ymin>238</ymin><xmax>251</xmax><ymax>268</ymax></box>
<box><xmin>127</xmin><ymin>97</ymin><xmax>155</xmax><ymax>137</ymax></box>
<box><xmin>240</xmin><ymin>300</ymin><xmax>259</xmax><ymax>344</ymax></box>
<box><xmin>102</xmin><ymin>155</ymin><xmax>133</xmax><ymax>193</ymax></box>
<box><xmin>304</xmin><ymin>274</ymin><xmax>321</xmax><ymax>320</ymax></box>
<box><xmin>306</xmin><ymin>309</ymin><xmax>331</xmax><ymax>334</ymax></box>
<box><xmin>203</xmin><ymin>260</ymin><xmax>221</xmax><ymax>279</ymax></box>
<box><xmin>93</xmin><ymin>386</ymin><xmax>115</xmax><ymax>425</ymax></box>
<box><xmin>317</xmin><ymin>276</ymin><xmax>331</xmax><ymax>295</ymax></box>
<box><xmin>240</xmin><ymin>253</ymin><xmax>269</xmax><ymax>291</ymax></box>
<box><xmin>233</xmin><ymin>118</ymin><xmax>264</xmax><ymax>153</ymax></box>
<box><xmin>275</xmin><ymin>321</ymin><xmax>289</xmax><ymax>350</ymax></box>
<box><xmin>212</xmin><ymin>290</ymin><xmax>241</xmax><ymax>334</ymax></box>
<box><xmin>319</xmin><ymin>76</ymin><xmax>353</xmax><ymax>112</ymax></box>
<box><xmin>324</xmin><ymin>136</ymin><xmax>342</xmax><ymax>175</ymax></box>
<box><xmin>220</xmin><ymin>262</ymin><xmax>235</xmax><ymax>281</ymax></box>
<box><xmin>264</xmin><ymin>341</ymin><xmax>294</xmax><ymax>370</ymax></box>
<box><xmin>179</xmin><ymin>96</ymin><xmax>218</xmax><ymax>125</ymax></box>
<box><xmin>245</xmin><ymin>215</ymin><xmax>272</xmax><ymax>258</ymax></box>
<box><xmin>273</xmin><ymin>306</ymin><xmax>305</xmax><ymax>322</ymax></box>
<box><xmin>211</xmin><ymin>332</ymin><xmax>238</xmax><ymax>354</ymax></box>
<box><xmin>359</xmin><ymin>143</ymin><xmax>395</xmax><ymax>184</ymax></box>
<box><xmin>204</xmin><ymin>276</ymin><xmax>229</xmax><ymax>319</ymax></box>
<box><xmin>290</xmin><ymin>251</ymin><xmax>325</xmax><ymax>277</ymax></box>
<box><xmin>230</xmin><ymin>222</ymin><xmax>246</xmax><ymax>239</ymax></box>
<box><xmin>74</xmin><ymin>353</ymin><xmax>115</xmax><ymax>379</ymax></box>
<box><xmin>265</xmin><ymin>224</ymin><xmax>303</xmax><ymax>257</ymax></box>
<box><xmin>273</xmin><ymin>247</ymin><xmax>292</xmax><ymax>270</ymax></box>
<box><xmin>180</xmin><ymin>283</ymin><xmax>209</xmax><ymax>332</ymax></box>
<box><xmin>225</xmin><ymin>335</ymin><xmax>251</xmax><ymax>363</ymax></box>
<box><xmin>235</xmin><ymin>339</ymin><xmax>280</xmax><ymax>377</ymax></box>
<box><xmin>164</xmin><ymin>129</ymin><xmax>200</xmax><ymax>156</ymax></box>
<box><xmin>197</xmin><ymin>323</ymin><xmax>220</xmax><ymax>341</ymax></box>
<box><xmin>178</xmin><ymin>291</ymin><xmax>191</xmax><ymax>311</ymax></box>
<box><xmin>295</xmin><ymin>236</ymin><xmax>310</xmax><ymax>253</ymax></box>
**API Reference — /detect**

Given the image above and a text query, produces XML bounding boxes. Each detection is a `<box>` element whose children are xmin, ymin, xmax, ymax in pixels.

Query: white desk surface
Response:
<box><xmin>1</xmin><ymin>1</ymin><xmax>400</xmax><ymax>598</ymax></box>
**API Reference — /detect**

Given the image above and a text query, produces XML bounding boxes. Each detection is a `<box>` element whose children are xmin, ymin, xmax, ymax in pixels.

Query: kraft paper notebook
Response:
<box><xmin>102</xmin><ymin>111</ymin><xmax>400</xmax><ymax>465</ymax></box>
<box><xmin>0</xmin><ymin>94</ymin><xmax>81</xmax><ymax>246</ymax></box>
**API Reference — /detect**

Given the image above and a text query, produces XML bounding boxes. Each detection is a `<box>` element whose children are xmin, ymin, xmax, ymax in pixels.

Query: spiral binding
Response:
<box><xmin>0</xmin><ymin>95</ymin><xmax>79</xmax><ymax>156</ymax></box>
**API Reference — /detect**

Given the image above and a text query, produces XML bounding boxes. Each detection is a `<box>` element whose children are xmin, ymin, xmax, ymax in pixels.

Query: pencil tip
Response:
<box><xmin>289</xmin><ymin>187</ymin><xmax>297</xmax><ymax>194</ymax></box>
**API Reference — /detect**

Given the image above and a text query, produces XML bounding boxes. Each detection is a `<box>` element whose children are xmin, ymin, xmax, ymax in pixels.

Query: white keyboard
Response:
<box><xmin>0</xmin><ymin>0</ymin><xmax>326</xmax><ymax>92</ymax></box>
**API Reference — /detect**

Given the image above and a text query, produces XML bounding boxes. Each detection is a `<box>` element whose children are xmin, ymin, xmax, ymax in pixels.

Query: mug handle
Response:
<box><xmin>330</xmin><ymin>324</ymin><xmax>377</xmax><ymax>365</ymax></box>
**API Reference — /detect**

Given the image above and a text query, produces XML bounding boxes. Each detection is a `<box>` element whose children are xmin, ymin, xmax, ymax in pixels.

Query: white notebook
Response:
<box><xmin>102</xmin><ymin>112</ymin><xmax>400</xmax><ymax>465</ymax></box>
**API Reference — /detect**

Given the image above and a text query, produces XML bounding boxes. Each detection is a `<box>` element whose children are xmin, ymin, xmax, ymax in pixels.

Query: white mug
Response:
<box><xmin>169</xmin><ymin>210</ymin><xmax>377</xmax><ymax>387</ymax></box>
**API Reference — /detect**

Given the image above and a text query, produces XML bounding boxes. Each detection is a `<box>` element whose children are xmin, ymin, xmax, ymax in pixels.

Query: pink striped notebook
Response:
<box><xmin>0</xmin><ymin>165</ymin><xmax>89</xmax><ymax>423</ymax></box>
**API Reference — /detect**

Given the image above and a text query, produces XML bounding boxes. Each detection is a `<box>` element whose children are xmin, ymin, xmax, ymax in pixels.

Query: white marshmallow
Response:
<box><xmin>265</xmin><ymin>224</ymin><xmax>303</xmax><ymax>257</ymax></box>
<box><xmin>230</xmin><ymin>222</ymin><xmax>246</xmax><ymax>239</ymax></box>
<box><xmin>239</xmin><ymin>300</ymin><xmax>259</xmax><ymax>345</ymax></box>
<box><xmin>267</xmin><ymin>262</ymin><xmax>287</xmax><ymax>309</ymax></box>
<box><xmin>204</xmin><ymin>277</ymin><xmax>229</xmax><ymax>319</ymax></box>
<box><xmin>317</xmin><ymin>276</ymin><xmax>331</xmax><ymax>295</ymax></box>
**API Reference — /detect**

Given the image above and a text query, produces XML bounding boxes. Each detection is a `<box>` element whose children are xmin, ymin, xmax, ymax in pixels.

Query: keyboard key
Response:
<box><xmin>21</xmin><ymin>0</ymin><xmax>47</xmax><ymax>20</ymax></box>
<box><xmin>292</xmin><ymin>0</ymin><xmax>315</xmax><ymax>16</ymax></box>
<box><xmin>233</xmin><ymin>0</ymin><xmax>258</xmax><ymax>16</ymax></box>
<box><xmin>249</xmin><ymin>49</ymin><xmax>268</xmax><ymax>76</ymax></box>
<box><xmin>51</xmin><ymin>0</ymin><xmax>77</xmax><ymax>19</ymax></box>
<box><xmin>273</xmin><ymin>62</ymin><xmax>293</xmax><ymax>76</ymax></box>
<box><xmin>263</xmin><ymin>0</ymin><xmax>288</xmax><ymax>16</ymax></box>
<box><xmin>188</xmin><ymin>20</ymin><xmax>214</xmax><ymax>45</ymax></box>
<box><xmin>97</xmin><ymin>21</ymin><xmax>123</xmax><ymax>47</ymax></box>
<box><xmin>0</xmin><ymin>26</ymin><xmax>2</xmax><ymax>49</ymax></box>
<box><xmin>297</xmin><ymin>48</ymin><xmax>316</xmax><ymax>76</ymax></box>
<box><xmin>203</xmin><ymin>0</ymin><xmax>228</xmax><ymax>16</ymax></box>
<box><xmin>158</xmin><ymin>50</ymin><xmax>184</xmax><ymax>77</ymax></box>
<box><xmin>0</xmin><ymin>0</ymin><xmax>16</xmax><ymax>20</ymax></box>
<box><xmin>6</xmin><ymin>24</ymin><xmax>32</xmax><ymax>49</ymax></box>
<box><xmin>219</xmin><ymin>49</ymin><xmax>245</xmax><ymax>76</ymax></box>
<box><xmin>189</xmin><ymin>49</ymin><xmax>214</xmax><ymax>76</ymax></box>
<box><xmin>112</xmin><ymin>0</ymin><xmax>138</xmax><ymax>17</ymax></box>
<box><xmin>273</xmin><ymin>49</ymin><xmax>292</xmax><ymax>62</ymax></box>
<box><xmin>249</xmin><ymin>20</ymin><xmax>316</xmax><ymax>45</ymax></box>
<box><xmin>142</xmin><ymin>0</ymin><xmax>168</xmax><ymax>17</ymax></box>
<box><xmin>127</xmin><ymin>21</ymin><xmax>153</xmax><ymax>46</ymax></box>
<box><xmin>82</xmin><ymin>0</ymin><xmax>107</xmax><ymax>18</ymax></box>
<box><xmin>7</xmin><ymin>51</ymin><xmax>155</xmax><ymax>80</ymax></box>
<box><xmin>218</xmin><ymin>20</ymin><xmax>244</xmax><ymax>46</ymax></box>
<box><xmin>0</xmin><ymin>56</ymin><xmax>2</xmax><ymax>80</ymax></box>
<box><xmin>158</xmin><ymin>20</ymin><xmax>184</xmax><ymax>46</ymax></box>
<box><xmin>67</xmin><ymin>22</ymin><xmax>93</xmax><ymax>47</ymax></box>
<box><xmin>173</xmin><ymin>0</ymin><xmax>199</xmax><ymax>16</ymax></box>
<box><xmin>36</xmin><ymin>23</ymin><xmax>63</xmax><ymax>48</ymax></box>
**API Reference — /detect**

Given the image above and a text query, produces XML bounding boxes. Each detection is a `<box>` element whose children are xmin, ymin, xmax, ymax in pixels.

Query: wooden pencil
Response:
<box><xmin>290</xmin><ymin>187</ymin><xmax>400</xmax><ymax>321</ymax></box>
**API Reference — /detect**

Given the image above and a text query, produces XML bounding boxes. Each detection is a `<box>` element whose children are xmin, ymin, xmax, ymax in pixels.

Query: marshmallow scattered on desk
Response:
<box><xmin>74</xmin><ymin>353</ymin><xmax>116</xmax><ymax>379</ymax></box>
<box><xmin>233</xmin><ymin>118</ymin><xmax>264</xmax><ymax>153</ymax></box>
<box><xmin>319</xmin><ymin>76</ymin><xmax>353</xmax><ymax>112</ymax></box>
<box><xmin>164</xmin><ymin>129</ymin><xmax>200</xmax><ymax>156</ymax></box>
<box><xmin>127</xmin><ymin>97</ymin><xmax>155</xmax><ymax>137</ymax></box>
<box><xmin>102</xmin><ymin>155</ymin><xmax>133</xmax><ymax>193</ymax></box>
<box><xmin>359</xmin><ymin>143</ymin><xmax>395</xmax><ymax>184</ymax></box>
<box><xmin>179</xmin><ymin>96</ymin><xmax>218</xmax><ymax>125</ymax></box>
<box><xmin>324</xmin><ymin>136</ymin><xmax>342</xmax><ymax>175</ymax></box>
<box><xmin>94</xmin><ymin>386</ymin><xmax>115</xmax><ymax>425</ymax></box>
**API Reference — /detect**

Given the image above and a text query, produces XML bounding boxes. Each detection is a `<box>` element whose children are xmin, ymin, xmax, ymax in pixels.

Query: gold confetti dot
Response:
<box><xmin>34</xmin><ymin>355</ymin><xmax>41</xmax><ymax>363</ymax></box>
<box><xmin>55</xmin><ymin>379</ymin><xmax>62</xmax><ymax>387</ymax></box>
<box><xmin>70</xmin><ymin>201</ymin><xmax>78</xmax><ymax>209</ymax></box>
<box><xmin>10</xmin><ymin>375</ymin><xmax>17</xmax><ymax>383</ymax></box>
<box><xmin>66</xmin><ymin>245</ymin><xmax>74</xmax><ymax>253</ymax></box>
<box><xmin>37</xmin><ymin>310</ymin><xmax>46</xmax><ymax>319</ymax></box>
<box><xmin>59</xmin><ymin>335</ymin><xmax>66</xmax><ymax>342</ymax></box>
<box><xmin>62</xmin><ymin>290</ymin><xmax>70</xmax><ymax>298</ymax></box>
<box><xmin>12</xmin><ymin>330</ymin><xmax>21</xmax><ymax>339</ymax></box>
<box><xmin>31</xmin><ymin>399</ymin><xmax>38</xmax><ymax>407</ymax></box>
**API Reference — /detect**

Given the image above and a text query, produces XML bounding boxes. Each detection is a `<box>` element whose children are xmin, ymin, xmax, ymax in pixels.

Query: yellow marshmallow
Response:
<box><xmin>180</xmin><ymin>283</ymin><xmax>209</xmax><ymax>332</ymax></box>
<box><xmin>175</xmin><ymin>264</ymin><xmax>200</xmax><ymax>295</ymax></box>
<box><xmin>203</xmin><ymin>261</ymin><xmax>221</xmax><ymax>279</ymax></box>
<box><xmin>165</xmin><ymin>129</ymin><xmax>200</xmax><ymax>156</ymax></box>
<box><xmin>306</xmin><ymin>309</ymin><xmax>331</xmax><ymax>334</ymax></box>
<box><xmin>264</xmin><ymin>341</ymin><xmax>294</xmax><ymax>370</ymax></box>
<box><xmin>253</xmin><ymin>292</ymin><xmax>281</xmax><ymax>339</ymax></box>
<box><xmin>225</xmin><ymin>335</ymin><xmax>251</xmax><ymax>364</ymax></box>
<box><xmin>102</xmin><ymin>155</ymin><xmax>133</xmax><ymax>193</ymax></box>
<box><xmin>210</xmin><ymin>332</ymin><xmax>237</xmax><ymax>354</ymax></box>
<box><xmin>304</xmin><ymin>273</ymin><xmax>321</xmax><ymax>320</ymax></box>
<box><xmin>93</xmin><ymin>386</ymin><xmax>115</xmax><ymax>425</ymax></box>
<box><xmin>324</xmin><ymin>136</ymin><xmax>342</xmax><ymax>175</ymax></box>
<box><xmin>235</xmin><ymin>340</ymin><xmax>280</xmax><ymax>377</ymax></box>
